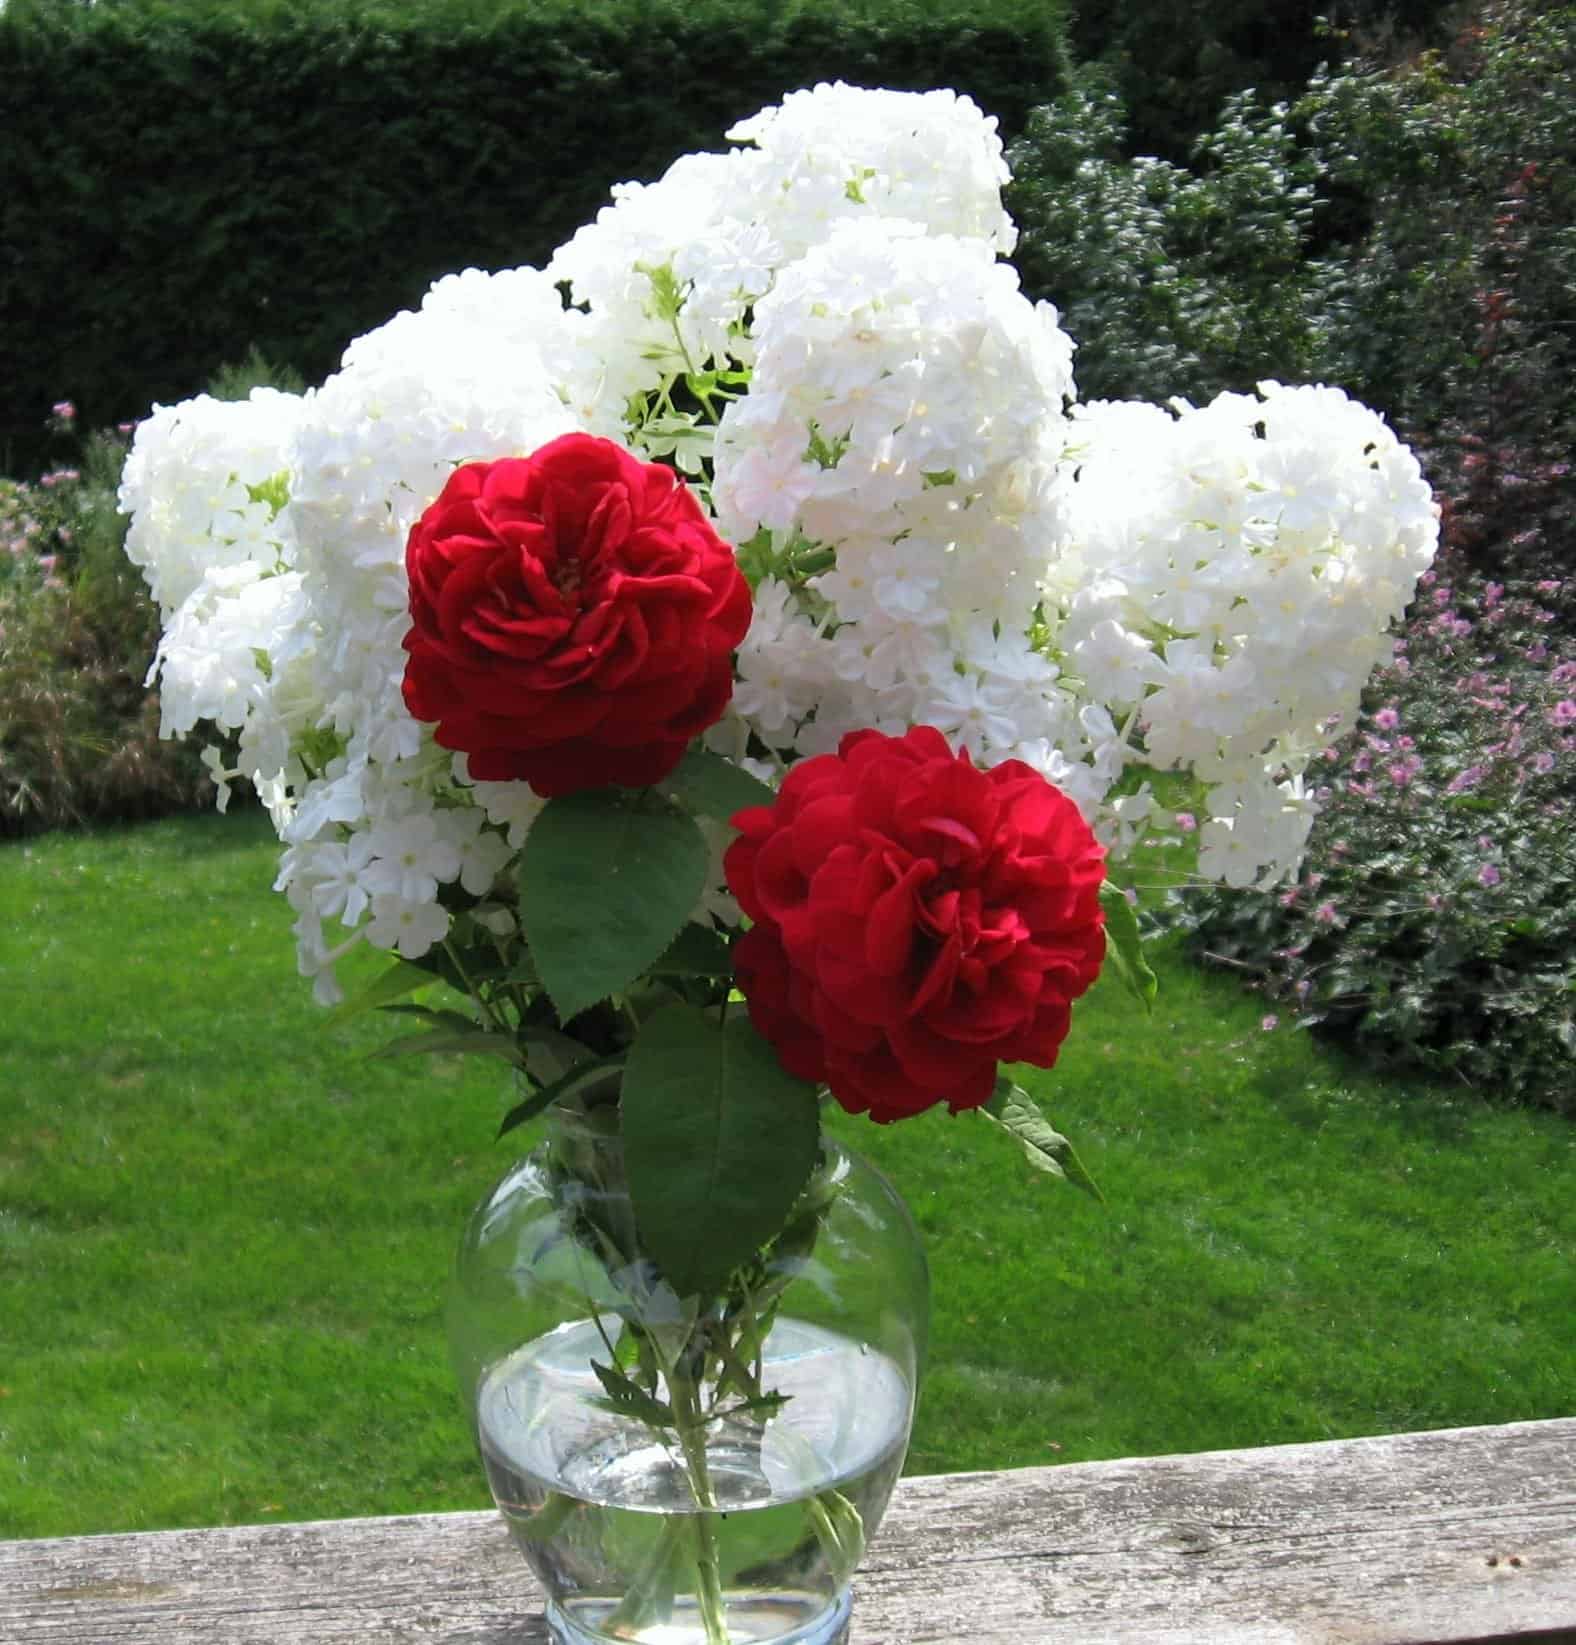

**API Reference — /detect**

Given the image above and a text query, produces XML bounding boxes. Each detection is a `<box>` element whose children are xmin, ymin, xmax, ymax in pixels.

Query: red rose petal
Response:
<box><xmin>401</xmin><ymin>435</ymin><xmax>749</xmax><ymax>794</ymax></box>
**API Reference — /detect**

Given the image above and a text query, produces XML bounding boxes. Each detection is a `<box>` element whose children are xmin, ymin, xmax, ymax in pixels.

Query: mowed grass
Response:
<box><xmin>1</xmin><ymin>810</ymin><xmax>1572</xmax><ymax>1538</ymax></box>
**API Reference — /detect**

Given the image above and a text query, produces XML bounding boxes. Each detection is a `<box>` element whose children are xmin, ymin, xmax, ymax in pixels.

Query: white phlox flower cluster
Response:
<box><xmin>121</xmin><ymin>82</ymin><xmax>1439</xmax><ymax>1005</ymax></box>
<box><xmin>119</xmin><ymin>388</ymin><xmax>302</xmax><ymax>617</ymax></box>
<box><xmin>713</xmin><ymin>217</ymin><xmax>1080</xmax><ymax>772</ymax></box>
<box><xmin>1050</xmin><ymin>382</ymin><xmax>1438</xmax><ymax>883</ymax></box>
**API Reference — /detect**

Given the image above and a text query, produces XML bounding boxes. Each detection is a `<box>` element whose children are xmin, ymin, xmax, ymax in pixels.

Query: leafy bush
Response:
<box><xmin>1011</xmin><ymin>2</ymin><xmax>1576</xmax><ymax>587</ymax></box>
<box><xmin>1006</xmin><ymin>74</ymin><xmax>1329</xmax><ymax>403</ymax></box>
<box><xmin>1064</xmin><ymin>0</ymin><xmax>1458</xmax><ymax>163</ymax></box>
<box><xmin>1179</xmin><ymin>553</ymin><xmax>1576</xmax><ymax>1114</ymax></box>
<box><xmin>1299</xmin><ymin>2</ymin><xmax>1576</xmax><ymax>466</ymax></box>
<box><xmin>0</xmin><ymin>404</ymin><xmax>211</xmax><ymax>835</ymax></box>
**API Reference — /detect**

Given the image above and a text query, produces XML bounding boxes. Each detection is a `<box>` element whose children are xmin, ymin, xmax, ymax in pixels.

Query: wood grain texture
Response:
<box><xmin>3</xmin><ymin>1419</ymin><xmax>1573</xmax><ymax>1644</ymax></box>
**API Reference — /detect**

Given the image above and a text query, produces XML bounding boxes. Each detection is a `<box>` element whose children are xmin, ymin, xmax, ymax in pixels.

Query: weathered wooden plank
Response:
<box><xmin>2</xmin><ymin>1419</ymin><xmax>1572</xmax><ymax>1643</ymax></box>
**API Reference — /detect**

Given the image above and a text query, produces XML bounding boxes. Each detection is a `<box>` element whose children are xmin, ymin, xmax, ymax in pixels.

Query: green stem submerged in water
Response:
<box><xmin>546</xmin><ymin>1109</ymin><xmax>861</xmax><ymax>1643</ymax></box>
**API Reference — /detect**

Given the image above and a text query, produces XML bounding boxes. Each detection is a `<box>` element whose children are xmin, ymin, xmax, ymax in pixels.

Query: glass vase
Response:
<box><xmin>448</xmin><ymin>1095</ymin><xmax>929</xmax><ymax>1645</ymax></box>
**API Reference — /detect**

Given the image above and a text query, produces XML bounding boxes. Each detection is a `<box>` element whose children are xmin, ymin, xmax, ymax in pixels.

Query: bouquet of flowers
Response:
<box><xmin>118</xmin><ymin>83</ymin><xmax>1438</xmax><ymax>1645</ymax></box>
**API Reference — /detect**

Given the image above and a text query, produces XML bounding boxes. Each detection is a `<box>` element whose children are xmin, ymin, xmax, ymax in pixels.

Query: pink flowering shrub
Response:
<box><xmin>1181</xmin><ymin>550</ymin><xmax>1576</xmax><ymax>1114</ymax></box>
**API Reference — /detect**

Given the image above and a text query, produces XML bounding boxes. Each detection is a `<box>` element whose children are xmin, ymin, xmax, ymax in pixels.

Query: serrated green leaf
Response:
<box><xmin>982</xmin><ymin>1078</ymin><xmax>1104</xmax><ymax>1204</ymax></box>
<box><xmin>520</xmin><ymin>791</ymin><xmax>710</xmax><ymax>1022</ymax></box>
<box><xmin>621</xmin><ymin>1005</ymin><xmax>820</xmax><ymax>1298</ymax></box>
<box><xmin>322</xmin><ymin>961</ymin><xmax>433</xmax><ymax>1028</ymax></box>
<box><xmin>1099</xmin><ymin>880</ymin><xmax>1158</xmax><ymax>1012</ymax></box>
<box><xmin>661</xmin><ymin>748</ymin><xmax>776</xmax><ymax>823</ymax></box>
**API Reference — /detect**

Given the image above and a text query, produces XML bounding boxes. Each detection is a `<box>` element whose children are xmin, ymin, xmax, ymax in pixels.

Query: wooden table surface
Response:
<box><xmin>4</xmin><ymin>1417</ymin><xmax>1574</xmax><ymax>1643</ymax></box>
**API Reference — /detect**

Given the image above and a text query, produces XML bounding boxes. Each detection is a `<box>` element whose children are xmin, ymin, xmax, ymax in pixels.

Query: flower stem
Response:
<box><xmin>667</xmin><ymin>1353</ymin><xmax>730</xmax><ymax>1645</ymax></box>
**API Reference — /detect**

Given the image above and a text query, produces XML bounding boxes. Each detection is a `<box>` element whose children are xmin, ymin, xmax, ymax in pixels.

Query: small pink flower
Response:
<box><xmin>1260</xmin><ymin>1015</ymin><xmax>1279</xmax><ymax>1032</ymax></box>
<box><xmin>1372</xmin><ymin>707</ymin><xmax>1400</xmax><ymax>731</ymax></box>
<box><xmin>1478</xmin><ymin>835</ymin><xmax>1494</xmax><ymax>852</ymax></box>
<box><xmin>1173</xmin><ymin>812</ymin><xmax>1197</xmax><ymax>833</ymax></box>
<box><xmin>1536</xmin><ymin>579</ymin><xmax>1562</xmax><ymax>596</ymax></box>
<box><xmin>1526</xmin><ymin>641</ymin><xmax>1549</xmax><ymax>662</ymax></box>
<box><xmin>1446</xmin><ymin>765</ymin><xmax>1484</xmax><ymax>794</ymax></box>
<box><xmin>1478</xmin><ymin>863</ymin><xmax>1501</xmax><ymax>888</ymax></box>
<box><xmin>1550</xmin><ymin>700</ymin><xmax>1576</xmax><ymax>727</ymax></box>
<box><xmin>1529</xmin><ymin>751</ymin><xmax>1556</xmax><ymax>775</ymax></box>
<box><xmin>1314</xmin><ymin>902</ymin><xmax>1338</xmax><ymax>926</ymax></box>
<box><xmin>51</xmin><ymin>400</ymin><xmax>75</xmax><ymax>421</ymax></box>
<box><xmin>1553</xmin><ymin>662</ymin><xmax>1576</xmax><ymax>686</ymax></box>
<box><xmin>1426</xmin><ymin>893</ymin><xmax>1444</xmax><ymax>911</ymax></box>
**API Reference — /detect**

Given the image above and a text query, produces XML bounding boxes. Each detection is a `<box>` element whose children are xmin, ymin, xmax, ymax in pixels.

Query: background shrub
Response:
<box><xmin>0</xmin><ymin>0</ymin><xmax>1071</xmax><ymax>477</ymax></box>
<box><xmin>1177</xmin><ymin>553</ymin><xmax>1576</xmax><ymax>1115</ymax></box>
<box><xmin>1009</xmin><ymin>0</ymin><xmax>1575</xmax><ymax>589</ymax></box>
<box><xmin>0</xmin><ymin>367</ymin><xmax>311</xmax><ymax>835</ymax></box>
<box><xmin>1006</xmin><ymin>75</ymin><xmax>1329</xmax><ymax>404</ymax></box>
<box><xmin>1299</xmin><ymin>3</ymin><xmax>1576</xmax><ymax>463</ymax></box>
<box><xmin>1063</xmin><ymin>0</ymin><xmax>1458</xmax><ymax>163</ymax></box>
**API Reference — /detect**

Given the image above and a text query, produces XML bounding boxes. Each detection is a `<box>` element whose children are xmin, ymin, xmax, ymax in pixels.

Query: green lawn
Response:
<box><xmin>1</xmin><ymin>810</ymin><xmax>1571</xmax><ymax>1538</ymax></box>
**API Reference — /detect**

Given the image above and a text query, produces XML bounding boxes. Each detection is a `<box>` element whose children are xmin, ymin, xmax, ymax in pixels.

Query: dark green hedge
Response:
<box><xmin>0</xmin><ymin>0</ymin><xmax>1070</xmax><ymax>476</ymax></box>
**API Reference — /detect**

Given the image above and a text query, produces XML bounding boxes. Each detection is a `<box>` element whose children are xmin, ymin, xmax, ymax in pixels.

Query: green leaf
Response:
<box><xmin>806</xmin><ymin>1488</ymin><xmax>866</xmax><ymax>1586</ymax></box>
<box><xmin>1099</xmin><ymin>880</ymin><xmax>1158</xmax><ymax>1012</ymax></box>
<box><xmin>518</xmin><ymin>1024</ymin><xmax>599</xmax><ymax>1086</ymax></box>
<box><xmin>520</xmin><ymin>790</ymin><xmax>710</xmax><ymax>1022</ymax></box>
<box><xmin>498</xmin><ymin>1053</ymin><xmax>624</xmax><ymax>1139</ymax></box>
<box><xmin>719</xmin><ymin>1390</ymin><xmax>791</xmax><ymax>1423</ymax></box>
<box><xmin>649</xmin><ymin>922</ymin><xmax>733</xmax><ymax>979</ymax></box>
<box><xmin>514</xmin><ymin>1489</ymin><xmax>583</xmax><ymax>1544</ymax></box>
<box><xmin>982</xmin><ymin>1078</ymin><xmax>1105</xmax><ymax>1204</ymax></box>
<box><xmin>321</xmin><ymin>961</ymin><xmax>433</xmax><ymax>1028</ymax></box>
<box><xmin>379</xmin><ymin>1004</ymin><xmax>483</xmax><ymax>1034</ymax></box>
<box><xmin>590</xmin><ymin>1358</ymin><xmax>675</xmax><ymax>1428</ymax></box>
<box><xmin>621</xmin><ymin>1004</ymin><xmax>820</xmax><ymax>1298</ymax></box>
<box><xmin>661</xmin><ymin>748</ymin><xmax>776</xmax><ymax>823</ymax></box>
<box><xmin>369</xmin><ymin>1029</ymin><xmax>525</xmax><ymax>1066</ymax></box>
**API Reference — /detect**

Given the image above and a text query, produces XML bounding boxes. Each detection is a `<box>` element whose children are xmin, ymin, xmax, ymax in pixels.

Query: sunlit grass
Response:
<box><xmin>1</xmin><ymin>809</ymin><xmax>1571</xmax><ymax>1537</ymax></box>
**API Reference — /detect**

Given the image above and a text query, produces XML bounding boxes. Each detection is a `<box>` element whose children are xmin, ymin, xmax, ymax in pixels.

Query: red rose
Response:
<box><xmin>402</xmin><ymin>434</ymin><xmax>751</xmax><ymax>795</ymax></box>
<box><xmin>725</xmin><ymin>726</ymin><xmax>1106</xmax><ymax>1122</ymax></box>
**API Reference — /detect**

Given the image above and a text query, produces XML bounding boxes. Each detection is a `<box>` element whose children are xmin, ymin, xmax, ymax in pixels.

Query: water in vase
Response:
<box><xmin>476</xmin><ymin>1317</ymin><xmax>912</xmax><ymax>1645</ymax></box>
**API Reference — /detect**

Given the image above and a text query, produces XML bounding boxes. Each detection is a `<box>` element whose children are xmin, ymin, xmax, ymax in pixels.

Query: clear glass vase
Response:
<box><xmin>448</xmin><ymin>1095</ymin><xmax>929</xmax><ymax>1645</ymax></box>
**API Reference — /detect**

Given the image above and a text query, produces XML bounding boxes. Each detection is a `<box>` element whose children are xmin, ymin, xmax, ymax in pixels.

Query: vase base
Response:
<box><xmin>544</xmin><ymin>1585</ymin><xmax>852</xmax><ymax>1645</ymax></box>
